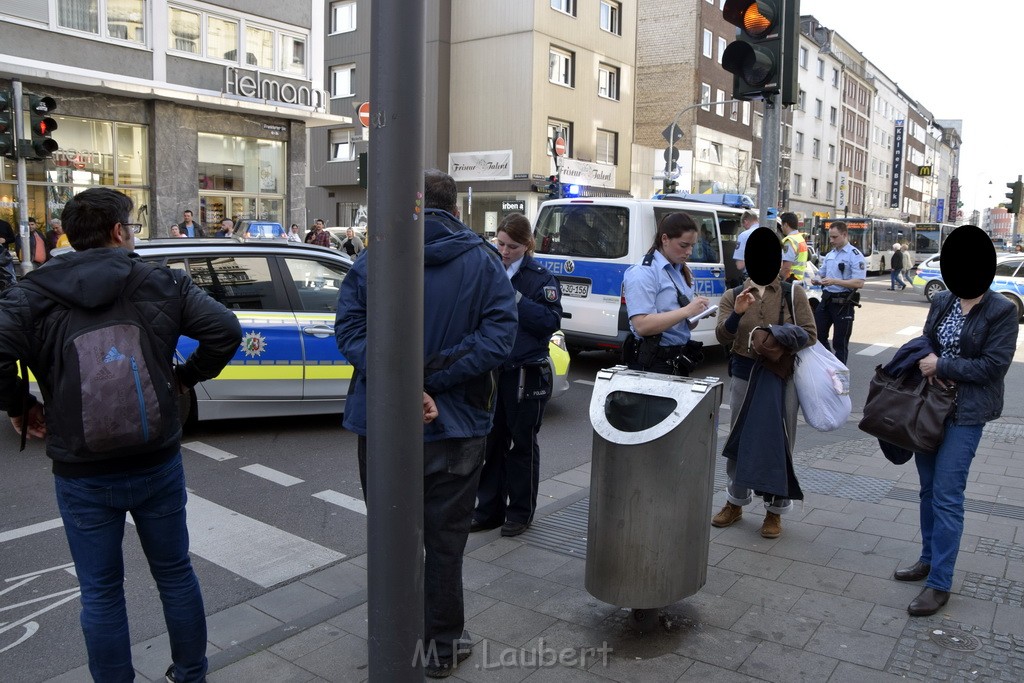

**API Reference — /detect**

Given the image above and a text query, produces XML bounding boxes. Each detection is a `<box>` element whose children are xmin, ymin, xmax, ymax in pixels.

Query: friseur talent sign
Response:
<box><xmin>449</xmin><ymin>150</ymin><xmax>514</xmax><ymax>181</ymax></box>
<box><xmin>890</xmin><ymin>120</ymin><xmax>905</xmax><ymax>209</ymax></box>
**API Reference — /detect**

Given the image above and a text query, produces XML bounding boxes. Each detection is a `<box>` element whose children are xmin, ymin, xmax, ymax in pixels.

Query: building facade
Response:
<box><xmin>1</xmin><ymin>0</ymin><xmax>338</xmax><ymax>239</ymax></box>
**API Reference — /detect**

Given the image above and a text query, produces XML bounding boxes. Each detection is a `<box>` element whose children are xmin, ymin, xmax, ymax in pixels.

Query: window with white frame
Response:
<box><xmin>330</xmin><ymin>64</ymin><xmax>355</xmax><ymax>98</ymax></box>
<box><xmin>799</xmin><ymin>46</ymin><xmax>808</xmax><ymax>69</ymax></box>
<box><xmin>812</xmin><ymin>138</ymin><xmax>820</xmax><ymax>159</ymax></box>
<box><xmin>715</xmin><ymin>89</ymin><xmax>725</xmax><ymax>116</ymax></box>
<box><xmin>730</xmin><ymin>101</ymin><xmax>738</xmax><ymax>121</ymax></box>
<box><xmin>815</xmin><ymin>98</ymin><xmax>823</xmax><ymax>119</ymax></box>
<box><xmin>600</xmin><ymin>1</ymin><xmax>621</xmax><ymax>35</ymax></box>
<box><xmin>793</xmin><ymin>173</ymin><xmax>802</xmax><ymax>195</ymax></box>
<box><xmin>598</xmin><ymin>64</ymin><xmax>620</xmax><ymax>100</ymax></box>
<box><xmin>246</xmin><ymin>25</ymin><xmax>274</xmax><ymax>68</ymax></box>
<box><xmin>797</xmin><ymin>89</ymin><xmax>805</xmax><ymax>110</ymax></box>
<box><xmin>710</xmin><ymin>142</ymin><xmax>723</xmax><ymax>165</ymax></box>
<box><xmin>811</xmin><ymin>178</ymin><xmax>819</xmax><ymax>198</ymax></box>
<box><xmin>59</xmin><ymin>0</ymin><xmax>146</xmax><ymax>44</ymax></box>
<box><xmin>280</xmin><ymin>34</ymin><xmax>306</xmax><ymax>75</ymax></box>
<box><xmin>742</xmin><ymin>101</ymin><xmax>751</xmax><ymax>125</ymax></box>
<box><xmin>717</xmin><ymin>37</ymin><xmax>727</xmax><ymax>64</ymax></box>
<box><xmin>795</xmin><ymin>132</ymin><xmax>804</xmax><ymax>153</ymax></box>
<box><xmin>551</xmin><ymin>0</ymin><xmax>576</xmax><ymax>16</ymax></box>
<box><xmin>329</xmin><ymin>129</ymin><xmax>355</xmax><ymax>161</ymax></box>
<box><xmin>754</xmin><ymin>111</ymin><xmax>763</xmax><ymax>138</ymax></box>
<box><xmin>703</xmin><ymin>29</ymin><xmax>713</xmax><ymax>58</ymax></box>
<box><xmin>826</xmin><ymin>181</ymin><xmax>834</xmax><ymax>200</ymax></box>
<box><xmin>817</xmin><ymin>58</ymin><xmax>824</xmax><ymax>79</ymax></box>
<box><xmin>832</xmin><ymin>68</ymin><xmax>839</xmax><ymax>87</ymax></box>
<box><xmin>331</xmin><ymin>1</ymin><xmax>357</xmax><ymax>34</ymax></box>
<box><xmin>829</xmin><ymin>106</ymin><xmax>837</xmax><ymax>126</ymax></box>
<box><xmin>700</xmin><ymin>83</ymin><xmax>711</xmax><ymax>111</ymax></box>
<box><xmin>206</xmin><ymin>15</ymin><xmax>237</xmax><ymax>60</ymax></box>
<box><xmin>596</xmin><ymin>129</ymin><xmax>617</xmax><ymax>165</ymax></box>
<box><xmin>549</xmin><ymin>47</ymin><xmax>575</xmax><ymax>87</ymax></box>
<box><xmin>547</xmin><ymin>119</ymin><xmax>572</xmax><ymax>157</ymax></box>
<box><xmin>169</xmin><ymin>7</ymin><xmax>200</xmax><ymax>53</ymax></box>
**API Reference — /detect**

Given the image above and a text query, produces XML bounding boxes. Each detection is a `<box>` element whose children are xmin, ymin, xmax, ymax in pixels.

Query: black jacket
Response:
<box><xmin>505</xmin><ymin>254</ymin><xmax>563</xmax><ymax>369</ymax></box>
<box><xmin>0</xmin><ymin>249</ymin><xmax>241</xmax><ymax>474</ymax></box>
<box><xmin>891</xmin><ymin>250</ymin><xmax>904</xmax><ymax>270</ymax></box>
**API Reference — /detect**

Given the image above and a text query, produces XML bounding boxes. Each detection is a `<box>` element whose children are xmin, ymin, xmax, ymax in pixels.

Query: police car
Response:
<box><xmin>133</xmin><ymin>240</ymin><xmax>569</xmax><ymax>422</ymax></box>
<box><xmin>913</xmin><ymin>254</ymin><xmax>1024</xmax><ymax>319</ymax></box>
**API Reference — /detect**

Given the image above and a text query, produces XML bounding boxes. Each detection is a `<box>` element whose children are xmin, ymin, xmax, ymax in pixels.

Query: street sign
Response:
<box><xmin>358</xmin><ymin>101</ymin><xmax>370</xmax><ymax>128</ymax></box>
<box><xmin>554</xmin><ymin>136</ymin><xmax>566</xmax><ymax>157</ymax></box>
<box><xmin>661</xmin><ymin>124</ymin><xmax>683</xmax><ymax>145</ymax></box>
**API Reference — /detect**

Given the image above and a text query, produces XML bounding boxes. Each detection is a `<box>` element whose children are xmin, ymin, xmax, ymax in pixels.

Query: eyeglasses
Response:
<box><xmin>122</xmin><ymin>223</ymin><xmax>143</xmax><ymax>234</ymax></box>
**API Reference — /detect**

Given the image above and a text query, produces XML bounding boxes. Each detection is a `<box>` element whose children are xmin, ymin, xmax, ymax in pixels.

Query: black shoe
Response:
<box><xmin>424</xmin><ymin>647</ymin><xmax>472</xmax><ymax>679</ymax></box>
<box><xmin>894</xmin><ymin>561</ymin><xmax>931</xmax><ymax>582</ymax></box>
<box><xmin>164</xmin><ymin>665</ymin><xmax>205</xmax><ymax>683</ymax></box>
<box><xmin>469</xmin><ymin>518</ymin><xmax>502</xmax><ymax>533</ymax></box>
<box><xmin>908</xmin><ymin>587</ymin><xmax>950</xmax><ymax>617</ymax></box>
<box><xmin>500</xmin><ymin>521</ymin><xmax>529</xmax><ymax>537</ymax></box>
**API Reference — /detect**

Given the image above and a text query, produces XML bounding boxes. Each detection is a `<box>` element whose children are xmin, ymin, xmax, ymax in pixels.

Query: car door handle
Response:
<box><xmin>302</xmin><ymin>325</ymin><xmax>334</xmax><ymax>338</ymax></box>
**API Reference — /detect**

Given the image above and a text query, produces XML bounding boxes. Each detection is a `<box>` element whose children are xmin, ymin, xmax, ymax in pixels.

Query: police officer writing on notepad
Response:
<box><xmin>812</xmin><ymin>221</ymin><xmax>866</xmax><ymax>363</ymax></box>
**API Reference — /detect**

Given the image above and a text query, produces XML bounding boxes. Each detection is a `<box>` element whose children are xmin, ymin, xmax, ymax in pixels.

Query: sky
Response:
<box><xmin>799</xmin><ymin>0</ymin><xmax>1024</xmax><ymax>218</ymax></box>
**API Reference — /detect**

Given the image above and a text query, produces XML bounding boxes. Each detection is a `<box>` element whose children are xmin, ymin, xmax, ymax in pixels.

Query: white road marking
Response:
<box><xmin>240</xmin><ymin>464</ymin><xmax>304</xmax><ymax>487</ymax></box>
<box><xmin>857</xmin><ymin>344</ymin><xmax>891</xmax><ymax>357</ymax></box>
<box><xmin>313</xmin><ymin>490</ymin><xmax>368</xmax><ymax>515</ymax></box>
<box><xmin>0</xmin><ymin>519</ymin><xmax>64</xmax><ymax>544</ymax></box>
<box><xmin>182</xmin><ymin>441</ymin><xmax>237</xmax><ymax>461</ymax></box>
<box><xmin>575</xmin><ymin>379</ymin><xmax>595</xmax><ymax>386</ymax></box>
<box><xmin>896</xmin><ymin>326</ymin><xmax>921</xmax><ymax>336</ymax></box>
<box><xmin>132</xmin><ymin>494</ymin><xmax>344</xmax><ymax>588</ymax></box>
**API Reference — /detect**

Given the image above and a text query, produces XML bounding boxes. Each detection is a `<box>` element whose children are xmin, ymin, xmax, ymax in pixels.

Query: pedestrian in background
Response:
<box><xmin>287</xmin><ymin>223</ymin><xmax>303</xmax><ymax>243</ymax></box>
<box><xmin>812</xmin><ymin>221</ymin><xmax>866</xmax><ymax>363</ymax></box>
<box><xmin>177</xmin><ymin>209</ymin><xmax>204</xmax><ymax>238</ymax></box>
<box><xmin>340</xmin><ymin>227</ymin><xmax>363</xmax><ymax>257</ymax></box>
<box><xmin>894</xmin><ymin>226</ymin><xmax>1017</xmax><ymax>617</ymax></box>
<box><xmin>472</xmin><ymin>213</ymin><xmax>562</xmax><ymax>538</ymax></box>
<box><xmin>779</xmin><ymin>212</ymin><xmax>809</xmax><ymax>282</ymax></box>
<box><xmin>306</xmin><ymin>218</ymin><xmax>330</xmax><ymax>247</ymax></box>
<box><xmin>214</xmin><ymin>218</ymin><xmax>235</xmax><ymax>237</ymax></box>
<box><xmin>0</xmin><ymin>188</ymin><xmax>241</xmax><ymax>682</ymax></box>
<box><xmin>889</xmin><ymin>243</ymin><xmax>910</xmax><ymax>290</ymax></box>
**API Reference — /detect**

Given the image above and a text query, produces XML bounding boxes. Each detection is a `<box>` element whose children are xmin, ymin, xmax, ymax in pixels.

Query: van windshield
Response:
<box><xmin>535</xmin><ymin>205</ymin><xmax>629</xmax><ymax>259</ymax></box>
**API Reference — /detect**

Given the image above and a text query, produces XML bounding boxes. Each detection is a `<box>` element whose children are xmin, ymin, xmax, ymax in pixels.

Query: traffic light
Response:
<box><xmin>1005</xmin><ymin>176</ymin><xmax>1023</xmax><ymax>215</ymax></box>
<box><xmin>546</xmin><ymin>175</ymin><xmax>560</xmax><ymax>199</ymax></box>
<box><xmin>0</xmin><ymin>90</ymin><xmax>15</xmax><ymax>159</ymax></box>
<box><xmin>28</xmin><ymin>95</ymin><xmax>58</xmax><ymax>159</ymax></box>
<box><xmin>721</xmin><ymin>0</ymin><xmax>799</xmax><ymax>105</ymax></box>
<box><xmin>662</xmin><ymin>178</ymin><xmax>678</xmax><ymax>195</ymax></box>
<box><xmin>357</xmin><ymin>152</ymin><xmax>367</xmax><ymax>189</ymax></box>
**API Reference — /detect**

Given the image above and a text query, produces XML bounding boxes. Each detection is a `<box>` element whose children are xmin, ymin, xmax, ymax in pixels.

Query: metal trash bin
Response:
<box><xmin>585</xmin><ymin>366</ymin><xmax>723</xmax><ymax>618</ymax></box>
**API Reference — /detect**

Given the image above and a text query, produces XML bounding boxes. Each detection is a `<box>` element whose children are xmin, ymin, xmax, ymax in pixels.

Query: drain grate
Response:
<box><xmin>928</xmin><ymin>627</ymin><xmax>983</xmax><ymax>652</ymax></box>
<box><xmin>520</xmin><ymin>498</ymin><xmax>590</xmax><ymax>558</ymax></box>
<box><xmin>886</xmin><ymin>487</ymin><xmax>1024</xmax><ymax>521</ymax></box>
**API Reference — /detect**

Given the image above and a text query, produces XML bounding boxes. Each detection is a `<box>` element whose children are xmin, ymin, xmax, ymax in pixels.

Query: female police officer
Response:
<box><xmin>622</xmin><ymin>212</ymin><xmax>710</xmax><ymax>375</ymax></box>
<box><xmin>471</xmin><ymin>213</ymin><xmax>563</xmax><ymax>537</ymax></box>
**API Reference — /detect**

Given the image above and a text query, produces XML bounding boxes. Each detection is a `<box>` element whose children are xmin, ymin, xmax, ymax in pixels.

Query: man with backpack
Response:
<box><xmin>0</xmin><ymin>188</ymin><xmax>242</xmax><ymax>683</ymax></box>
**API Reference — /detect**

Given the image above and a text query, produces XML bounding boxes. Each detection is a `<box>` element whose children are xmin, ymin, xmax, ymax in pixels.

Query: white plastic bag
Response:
<box><xmin>794</xmin><ymin>341</ymin><xmax>852</xmax><ymax>431</ymax></box>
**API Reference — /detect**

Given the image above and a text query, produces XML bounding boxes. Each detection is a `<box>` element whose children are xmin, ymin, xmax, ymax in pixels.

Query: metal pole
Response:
<box><xmin>665</xmin><ymin>99</ymin><xmax>743</xmax><ymax>188</ymax></box>
<box><xmin>759</xmin><ymin>95</ymin><xmax>781</xmax><ymax>228</ymax></box>
<box><xmin>12</xmin><ymin>80</ymin><xmax>32</xmax><ymax>273</ymax></box>
<box><xmin>367</xmin><ymin>1</ymin><xmax>425</xmax><ymax>680</ymax></box>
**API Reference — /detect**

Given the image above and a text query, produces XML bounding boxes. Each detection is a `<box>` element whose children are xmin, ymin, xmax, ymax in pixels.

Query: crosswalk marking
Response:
<box><xmin>182</xmin><ymin>441</ymin><xmax>237</xmax><ymax>461</ymax></box>
<box><xmin>313</xmin><ymin>490</ymin><xmax>368</xmax><ymax>515</ymax></box>
<box><xmin>240</xmin><ymin>464</ymin><xmax>304</xmax><ymax>487</ymax></box>
<box><xmin>170</xmin><ymin>494</ymin><xmax>344</xmax><ymax>588</ymax></box>
<box><xmin>857</xmin><ymin>343</ymin><xmax>891</xmax><ymax>357</ymax></box>
<box><xmin>897</xmin><ymin>326</ymin><xmax>921</xmax><ymax>336</ymax></box>
<box><xmin>575</xmin><ymin>379</ymin><xmax>595</xmax><ymax>386</ymax></box>
<box><xmin>0</xmin><ymin>519</ymin><xmax>64</xmax><ymax>544</ymax></box>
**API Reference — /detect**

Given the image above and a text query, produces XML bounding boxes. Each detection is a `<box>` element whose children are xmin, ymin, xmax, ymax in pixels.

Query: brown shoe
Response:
<box><xmin>712</xmin><ymin>502</ymin><xmax>743</xmax><ymax>528</ymax></box>
<box><xmin>760</xmin><ymin>512</ymin><xmax>782</xmax><ymax>538</ymax></box>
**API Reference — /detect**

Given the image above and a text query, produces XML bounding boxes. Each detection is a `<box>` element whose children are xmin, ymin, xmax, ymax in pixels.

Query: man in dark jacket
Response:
<box><xmin>0</xmin><ymin>188</ymin><xmax>242</xmax><ymax>683</ymax></box>
<box><xmin>335</xmin><ymin>169</ymin><xmax>517</xmax><ymax>678</ymax></box>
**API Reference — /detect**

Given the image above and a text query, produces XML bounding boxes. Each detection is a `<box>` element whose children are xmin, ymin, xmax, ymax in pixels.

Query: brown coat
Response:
<box><xmin>715</xmin><ymin>278</ymin><xmax>817</xmax><ymax>359</ymax></box>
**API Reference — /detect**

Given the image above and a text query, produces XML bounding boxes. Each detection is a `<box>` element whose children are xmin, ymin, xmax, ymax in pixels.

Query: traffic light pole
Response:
<box><xmin>759</xmin><ymin>95</ymin><xmax>781</xmax><ymax>228</ymax></box>
<box><xmin>12</xmin><ymin>79</ymin><xmax>32</xmax><ymax>274</ymax></box>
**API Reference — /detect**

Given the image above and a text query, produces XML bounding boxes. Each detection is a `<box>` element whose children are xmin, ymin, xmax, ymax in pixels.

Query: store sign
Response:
<box><xmin>51</xmin><ymin>148</ymin><xmax>103</xmax><ymax>168</ymax></box>
<box><xmin>501</xmin><ymin>200</ymin><xmax>526</xmax><ymax>214</ymax></box>
<box><xmin>890</xmin><ymin>120</ymin><xmax>905</xmax><ymax>209</ymax></box>
<box><xmin>837</xmin><ymin>171</ymin><xmax>849</xmax><ymax>210</ymax></box>
<box><xmin>559</xmin><ymin>157</ymin><xmax>616</xmax><ymax>189</ymax></box>
<box><xmin>448</xmin><ymin>150</ymin><xmax>513</xmax><ymax>181</ymax></box>
<box><xmin>224</xmin><ymin>67</ymin><xmax>328</xmax><ymax>111</ymax></box>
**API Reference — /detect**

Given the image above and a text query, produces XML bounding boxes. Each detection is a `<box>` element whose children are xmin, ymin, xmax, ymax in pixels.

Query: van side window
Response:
<box><xmin>535</xmin><ymin>206</ymin><xmax>629</xmax><ymax>259</ymax></box>
<box><xmin>652</xmin><ymin>208</ymin><xmax>720</xmax><ymax>264</ymax></box>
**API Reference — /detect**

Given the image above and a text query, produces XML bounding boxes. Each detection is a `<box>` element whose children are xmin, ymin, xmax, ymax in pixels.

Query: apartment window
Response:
<box><xmin>812</xmin><ymin>138</ymin><xmax>820</xmax><ymax>159</ymax></box>
<box><xmin>795</xmin><ymin>132</ymin><xmax>804</xmax><ymax>153</ymax></box>
<box><xmin>207</xmin><ymin>16</ymin><xmax>238</xmax><ymax>60</ymax></box>
<box><xmin>331</xmin><ymin>64</ymin><xmax>355</xmax><ymax>98</ymax></box>
<box><xmin>793</xmin><ymin>173</ymin><xmax>802</xmax><ymax>195</ymax></box>
<box><xmin>717</xmin><ymin>37</ymin><xmax>727</xmax><ymax>64</ymax></box>
<box><xmin>59</xmin><ymin>0</ymin><xmax>146</xmax><ymax>44</ymax></box>
<box><xmin>702</xmin><ymin>29</ymin><xmax>713</xmax><ymax>58</ymax></box>
<box><xmin>598</xmin><ymin>64</ymin><xmax>620</xmax><ymax>100</ymax></box>
<box><xmin>715</xmin><ymin>89</ymin><xmax>725</xmax><ymax>116</ymax></box>
<box><xmin>797</xmin><ymin>90</ymin><xmax>806</xmax><ymax>111</ymax></box>
<box><xmin>710</xmin><ymin>142</ymin><xmax>723</xmax><ymax>165</ymax></box>
<box><xmin>329</xmin><ymin>129</ymin><xmax>354</xmax><ymax>161</ymax></box>
<box><xmin>826</xmin><ymin>181</ymin><xmax>834</xmax><ymax>201</ymax></box>
<box><xmin>596</xmin><ymin>129</ymin><xmax>618</xmax><ymax>165</ymax></box>
<box><xmin>829</xmin><ymin>106</ymin><xmax>838</xmax><ymax>126</ymax></box>
<box><xmin>754</xmin><ymin>111</ymin><xmax>763</xmax><ymax>139</ymax></box>
<box><xmin>832</xmin><ymin>68</ymin><xmax>840</xmax><ymax>87</ymax></box>
<box><xmin>811</xmin><ymin>178</ymin><xmax>819</xmax><ymax>198</ymax></box>
<box><xmin>700</xmin><ymin>83</ymin><xmax>711</xmax><ymax>111</ymax></box>
<box><xmin>817</xmin><ymin>58</ymin><xmax>825</xmax><ymax>79</ymax></box>
<box><xmin>742</xmin><ymin>101</ymin><xmax>751</xmax><ymax>126</ymax></box>
<box><xmin>730</xmin><ymin>101</ymin><xmax>738</xmax><ymax>121</ymax></box>
<box><xmin>814</xmin><ymin>99</ymin><xmax>823</xmax><ymax>119</ymax></box>
<box><xmin>331</xmin><ymin>1</ymin><xmax>357</xmax><ymax>34</ymax></box>
<box><xmin>548</xmin><ymin>120</ymin><xmax>572</xmax><ymax>157</ymax></box>
<box><xmin>550</xmin><ymin>0</ymin><xmax>576</xmax><ymax>16</ymax></box>
<box><xmin>599</xmin><ymin>1</ymin><xmax>621</xmax><ymax>35</ymax></box>
<box><xmin>799</xmin><ymin>46</ymin><xmax>808</xmax><ymax>69</ymax></box>
<box><xmin>549</xmin><ymin>47</ymin><xmax>575</xmax><ymax>87</ymax></box>
<box><xmin>280</xmin><ymin>35</ymin><xmax>306</xmax><ymax>75</ymax></box>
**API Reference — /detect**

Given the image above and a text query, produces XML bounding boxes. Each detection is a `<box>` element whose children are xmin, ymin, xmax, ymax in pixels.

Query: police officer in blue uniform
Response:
<box><xmin>812</xmin><ymin>221</ymin><xmax>867</xmax><ymax>363</ymax></box>
<box><xmin>472</xmin><ymin>213</ymin><xmax>563</xmax><ymax>538</ymax></box>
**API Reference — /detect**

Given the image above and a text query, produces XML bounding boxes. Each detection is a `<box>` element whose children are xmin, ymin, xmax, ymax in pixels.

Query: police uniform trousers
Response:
<box><xmin>814</xmin><ymin>293</ymin><xmax>855</xmax><ymax>364</ymax></box>
<box><xmin>474</xmin><ymin>367</ymin><xmax>549</xmax><ymax>527</ymax></box>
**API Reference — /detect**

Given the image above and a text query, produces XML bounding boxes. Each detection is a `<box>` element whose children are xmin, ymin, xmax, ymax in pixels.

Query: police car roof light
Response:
<box><xmin>655</xmin><ymin>192</ymin><xmax>755</xmax><ymax>209</ymax></box>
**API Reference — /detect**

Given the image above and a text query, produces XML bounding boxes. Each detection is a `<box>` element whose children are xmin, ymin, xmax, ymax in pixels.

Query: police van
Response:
<box><xmin>532</xmin><ymin>194</ymin><xmax>754</xmax><ymax>352</ymax></box>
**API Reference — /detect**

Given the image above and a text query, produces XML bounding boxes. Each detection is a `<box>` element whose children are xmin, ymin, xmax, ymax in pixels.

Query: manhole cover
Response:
<box><xmin>929</xmin><ymin>628</ymin><xmax>982</xmax><ymax>652</ymax></box>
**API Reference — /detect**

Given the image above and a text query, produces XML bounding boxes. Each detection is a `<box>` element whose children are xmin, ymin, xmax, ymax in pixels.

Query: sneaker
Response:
<box><xmin>760</xmin><ymin>512</ymin><xmax>782</xmax><ymax>538</ymax></box>
<box><xmin>711</xmin><ymin>502</ymin><xmax>742</xmax><ymax>528</ymax></box>
<box><xmin>424</xmin><ymin>647</ymin><xmax>472</xmax><ymax>679</ymax></box>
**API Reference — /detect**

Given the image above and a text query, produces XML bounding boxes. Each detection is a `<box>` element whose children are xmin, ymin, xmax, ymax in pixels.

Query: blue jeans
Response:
<box><xmin>914</xmin><ymin>421</ymin><xmax>984</xmax><ymax>592</ymax></box>
<box><xmin>55</xmin><ymin>453</ymin><xmax>208</xmax><ymax>683</ymax></box>
<box><xmin>890</xmin><ymin>268</ymin><xmax>906</xmax><ymax>289</ymax></box>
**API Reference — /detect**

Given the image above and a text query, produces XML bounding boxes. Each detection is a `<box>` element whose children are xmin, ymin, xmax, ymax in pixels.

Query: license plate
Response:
<box><xmin>560</xmin><ymin>282</ymin><xmax>590</xmax><ymax>298</ymax></box>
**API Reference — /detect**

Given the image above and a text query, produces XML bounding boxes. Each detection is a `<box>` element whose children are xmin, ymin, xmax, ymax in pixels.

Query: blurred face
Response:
<box><xmin>221</xmin><ymin>219</ymin><xmax>233</xmax><ymax>232</ymax></box>
<box><xmin>183</xmin><ymin>211</ymin><xmax>193</xmax><ymax>223</ymax></box>
<box><xmin>315</xmin><ymin>220</ymin><xmax>325</xmax><ymax>230</ymax></box>
<box><xmin>495</xmin><ymin>230</ymin><xmax>527</xmax><ymax>268</ymax></box>
<box><xmin>346</xmin><ymin>228</ymin><xmax>354</xmax><ymax>238</ymax></box>
<box><xmin>171</xmin><ymin>226</ymin><xmax>181</xmax><ymax>237</ymax></box>
<box><xmin>660</xmin><ymin>231</ymin><xmax>696</xmax><ymax>265</ymax></box>
<box><xmin>829</xmin><ymin>228</ymin><xmax>847</xmax><ymax>248</ymax></box>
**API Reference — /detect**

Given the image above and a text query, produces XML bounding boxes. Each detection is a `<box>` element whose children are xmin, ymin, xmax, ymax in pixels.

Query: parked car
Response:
<box><xmin>131</xmin><ymin>239</ymin><xmax>568</xmax><ymax>422</ymax></box>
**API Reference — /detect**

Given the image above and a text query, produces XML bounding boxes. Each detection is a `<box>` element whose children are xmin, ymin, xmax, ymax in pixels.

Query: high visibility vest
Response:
<box><xmin>782</xmin><ymin>232</ymin><xmax>809</xmax><ymax>280</ymax></box>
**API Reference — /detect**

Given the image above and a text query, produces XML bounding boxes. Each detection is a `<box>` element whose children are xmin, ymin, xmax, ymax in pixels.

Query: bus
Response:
<box><xmin>821</xmin><ymin>217</ymin><xmax>915</xmax><ymax>273</ymax></box>
<box><xmin>912</xmin><ymin>222</ymin><xmax>955</xmax><ymax>266</ymax></box>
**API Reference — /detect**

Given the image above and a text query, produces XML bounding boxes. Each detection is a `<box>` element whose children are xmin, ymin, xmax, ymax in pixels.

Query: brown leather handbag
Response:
<box><xmin>858</xmin><ymin>366</ymin><xmax>955</xmax><ymax>455</ymax></box>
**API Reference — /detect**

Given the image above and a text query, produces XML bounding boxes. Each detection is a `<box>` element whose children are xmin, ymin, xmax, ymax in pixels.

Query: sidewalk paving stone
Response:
<box><xmin>723</xmin><ymin>575</ymin><xmax>806</xmax><ymax>613</ymax></box>
<box><xmin>676</xmin><ymin>660</ymin><xmax>763</xmax><ymax>681</ymax></box>
<box><xmin>730</xmin><ymin>607</ymin><xmax>821</xmax><ymax>648</ymax></box>
<box><xmin>824</xmin><ymin>548</ymin><xmax>900</xmax><ymax>579</ymax></box>
<box><xmin>207</xmin><ymin>650</ymin><xmax>321</xmax><ymax>683</ymax></box>
<box><xmin>248</xmin><ymin>582</ymin><xmax>339</xmax><ymax>623</ymax></box>
<box><xmin>813</xmin><ymin>527</ymin><xmax>882</xmax><ymax>553</ymax></box>
<box><xmin>736</xmin><ymin>641</ymin><xmax>838</xmax><ymax>682</ymax></box>
<box><xmin>777</xmin><ymin>561</ymin><xmax>856</xmax><ymax>595</ymax></box>
<box><xmin>854</xmin><ymin>516</ymin><xmax>921</xmax><ymax>541</ymax></box>
<box><xmin>861</xmin><ymin>604</ymin><xmax>909</xmax><ymax>639</ymax></box>
<box><xmin>205</xmin><ymin>603</ymin><xmax>284</xmax><ymax>649</ymax></box>
<box><xmin>717</xmin><ymin>548</ymin><xmax>793</xmax><ymax>581</ymax></box>
<box><xmin>803</xmin><ymin>621</ymin><xmax>897</xmax><ymax>669</ymax></box>
<box><xmin>789</xmin><ymin>589</ymin><xmax>874</xmax><ymax>630</ymax></box>
<box><xmin>477</xmin><ymin>570</ymin><xmax>568</xmax><ymax>609</ymax></box>
<box><xmin>467</xmin><ymin>601</ymin><xmax>559</xmax><ymax>646</ymax></box>
<box><xmin>492</xmin><ymin>545</ymin><xmax>572</xmax><ymax>578</ymax></box>
<box><xmin>288</xmin><ymin>632</ymin><xmax>367</xmax><ymax>683</ymax></box>
<box><xmin>671</xmin><ymin>624</ymin><xmax>761</xmax><ymax>670</ymax></box>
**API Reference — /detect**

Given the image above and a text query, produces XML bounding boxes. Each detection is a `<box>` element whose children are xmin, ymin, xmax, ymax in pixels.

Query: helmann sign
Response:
<box><xmin>890</xmin><ymin>120</ymin><xmax>905</xmax><ymax>209</ymax></box>
<box><xmin>224</xmin><ymin>67</ymin><xmax>328</xmax><ymax>111</ymax></box>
